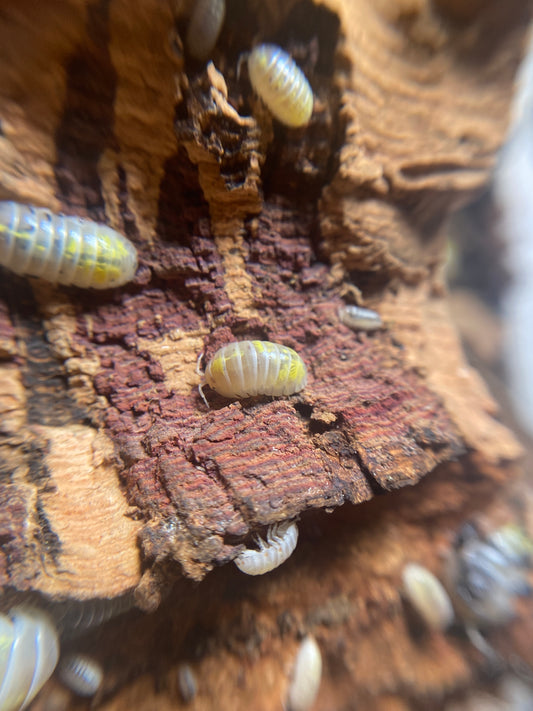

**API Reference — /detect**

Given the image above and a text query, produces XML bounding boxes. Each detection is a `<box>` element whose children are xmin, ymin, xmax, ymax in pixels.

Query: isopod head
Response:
<box><xmin>247</xmin><ymin>44</ymin><xmax>314</xmax><ymax>128</ymax></box>
<box><xmin>402</xmin><ymin>562</ymin><xmax>454</xmax><ymax>632</ymax></box>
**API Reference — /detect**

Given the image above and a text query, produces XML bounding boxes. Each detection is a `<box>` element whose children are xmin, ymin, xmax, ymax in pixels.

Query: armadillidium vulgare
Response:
<box><xmin>198</xmin><ymin>340</ymin><xmax>307</xmax><ymax>406</ymax></box>
<box><xmin>338</xmin><ymin>304</ymin><xmax>384</xmax><ymax>331</ymax></box>
<box><xmin>0</xmin><ymin>201</ymin><xmax>138</xmax><ymax>288</ymax></box>
<box><xmin>286</xmin><ymin>635</ymin><xmax>322</xmax><ymax>711</ymax></box>
<box><xmin>186</xmin><ymin>0</ymin><xmax>226</xmax><ymax>61</ymax></box>
<box><xmin>0</xmin><ymin>606</ymin><xmax>59</xmax><ymax>711</ymax></box>
<box><xmin>57</xmin><ymin>653</ymin><xmax>103</xmax><ymax>697</ymax></box>
<box><xmin>402</xmin><ymin>562</ymin><xmax>454</xmax><ymax>632</ymax></box>
<box><xmin>234</xmin><ymin>521</ymin><xmax>299</xmax><ymax>576</ymax></box>
<box><xmin>247</xmin><ymin>44</ymin><xmax>313</xmax><ymax>128</ymax></box>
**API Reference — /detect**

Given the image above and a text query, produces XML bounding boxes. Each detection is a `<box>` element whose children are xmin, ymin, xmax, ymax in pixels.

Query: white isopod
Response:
<box><xmin>177</xmin><ymin>663</ymin><xmax>197</xmax><ymax>703</ymax></box>
<box><xmin>186</xmin><ymin>0</ymin><xmax>226</xmax><ymax>61</ymax></box>
<box><xmin>247</xmin><ymin>44</ymin><xmax>314</xmax><ymax>128</ymax></box>
<box><xmin>0</xmin><ymin>201</ymin><xmax>138</xmax><ymax>289</ymax></box>
<box><xmin>286</xmin><ymin>635</ymin><xmax>322</xmax><ymax>711</ymax></box>
<box><xmin>338</xmin><ymin>305</ymin><xmax>384</xmax><ymax>331</ymax></box>
<box><xmin>57</xmin><ymin>653</ymin><xmax>103</xmax><ymax>697</ymax></box>
<box><xmin>0</xmin><ymin>606</ymin><xmax>60</xmax><ymax>711</ymax></box>
<box><xmin>198</xmin><ymin>340</ymin><xmax>307</xmax><ymax>407</ymax></box>
<box><xmin>402</xmin><ymin>562</ymin><xmax>455</xmax><ymax>632</ymax></box>
<box><xmin>234</xmin><ymin>521</ymin><xmax>299</xmax><ymax>576</ymax></box>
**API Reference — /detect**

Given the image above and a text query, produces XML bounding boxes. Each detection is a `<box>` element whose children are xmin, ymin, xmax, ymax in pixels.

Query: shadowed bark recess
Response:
<box><xmin>0</xmin><ymin>0</ymin><xmax>532</xmax><ymax>707</ymax></box>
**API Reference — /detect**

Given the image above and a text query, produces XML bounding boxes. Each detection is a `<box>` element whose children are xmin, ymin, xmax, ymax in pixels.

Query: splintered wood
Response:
<box><xmin>0</xmin><ymin>0</ymin><xmax>532</xmax><ymax>708</ymax></box>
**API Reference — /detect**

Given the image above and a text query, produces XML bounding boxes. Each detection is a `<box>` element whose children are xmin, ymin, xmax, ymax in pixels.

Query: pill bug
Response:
<box><xmin>186</xmin><ymin>0</ymin><xmax>226</xmax><ymax>61</ymax></box>
<box><xmin>0</xmin><ymin>201</ymin><xmax>138</xmax><ymax>288</ymax></box>
<box><xmin>247</xmin><ymin>44</ymin><xmax>314</xmax><ymax>128</ymax></box>
<box><xmin>446</xmin><ymin>523</ymin><xmax>533</xmax><ymax>627</ymax></box>
<box><xmin>286</xmin><ymin>635</ymin><xmax>322</xmax><ymax>711</ymax></box>
<box><xmin>177</xmin><ymin>663</ymin><xmax>197</xmax><ymax>703</ymax></box>
<box><xmin>338</xmin><ymin>304</ymin><xmax>384</xmax><ymax>331</ymax></box>
<box><xmin>401</xmin><ymin>563</ymin><xmax>454</xmax><ymax>632</ymax></box>
<box><xmin>234</xmin><ymin>521</ymin><xmax>299</xmax><ymax>576</ymax></box>
<box><xmin>57</xmin><ymin>653</ymin><xmax>103</xmax><ymax>697</ymax></box>
<box><xmin>198</xmin><ymin>340</ymin><xmax>307</xmax><ymax>406</ymax></box>
<box><xmin>0</xmin><ymin>606</ymin><xmax>60</xmax><ymax>711</ymax></box>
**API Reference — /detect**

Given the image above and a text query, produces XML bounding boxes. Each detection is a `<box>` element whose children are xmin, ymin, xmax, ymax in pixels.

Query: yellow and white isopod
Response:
<box><xmin>0</xmin><ymin>201</ymin><xmax>138</xmax><ymax>289</ymax></box>
<box><xmin>247</xmin><ymin>44</ymin><xmax>314</xmax><ymax>128</ymax></box>
<box><xmin>198</xmin><ymin>340</ymin><xmax>307</xmax><ymax>405</ymax></box>
<box><xmin>186</xmin><ymin>0</ymin><xmax>226</xmax><ymax>61</ymax></box>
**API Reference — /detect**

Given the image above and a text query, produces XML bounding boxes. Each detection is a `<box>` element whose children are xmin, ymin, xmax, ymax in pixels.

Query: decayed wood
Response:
<box><xmin>0</xmin><ymin>0</ymin><xmax>532</xmax><ymax>708</ymax></box>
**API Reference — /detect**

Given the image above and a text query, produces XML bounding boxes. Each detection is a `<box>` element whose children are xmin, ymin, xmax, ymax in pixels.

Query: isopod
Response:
<box><xmin>0</xmin><ymin>201</ymin><xmax>138</xmax><ymax>288</ymax></box>
<box><xmin>177</xmin><ymin>663</ymin><xmax>197</xmax><ymax>703</ymax></box>
<box><xmin>48</xmin><ymin>593</ymin><xmax>135</xmax><ymax>638</ymax></box>
<box><xmin>338</xmin><ymin>304</ymin><xmax>384</xmax><ymax>331</ymax></box>
<box><xmin>198</xmin><ymin>340</ymin><xmax>307</xmax><ymax>406</ymax></box>
<box><xmin>402</xmin><ymin>562</ymin><xmax>454</xmax><ymax>632</ymax></box>
<box><xmin>186</xmin><ymin>0</ymin><xmax>226</xmax><ymax>61</ymax></box>
<box><xmin>0</xmin><ymin>606</ymin><xmax>60</xmax><ymax>711</ymax></box>
<box><xmin>57</xmin><ymin>653</ymin><xmax>103</xmax><ymax>697</ymax></box>
<box><xmin>487</xmin><ymin>523</ymin><xmax>533</xmax><ymax>566</ymax></box>
<box><xmin>247</xmin><ymin>44</ymin><xmax>314</xmax><ymax>128</ymax></box>
<box><xmin>286</xmin><ymin>635</ymin><xmax>322</xmax><ymax>711</ymax></box>
<box><xmin>446</xmin><ymin>523</ymin><xmax>533</xmax><ymax>626</ymax></box>
<box><xmin>234</xmin><ymin>521</ymin><xmax>298</xmax><ymax>576</ymax></box>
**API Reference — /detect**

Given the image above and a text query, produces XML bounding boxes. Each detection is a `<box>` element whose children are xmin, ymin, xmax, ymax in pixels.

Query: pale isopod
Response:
<box><xmin>446</xmin><ymin>523</ymin><xmax>533</xmax><ymax>626</ymax></box>
<box><xmin>286</xmin><ymin>635</ymin><xmax>322</xmax><ymax>711</ymax></box>
<box><xmin>48</xmin><ymin>593</ymin><xmax>135</xmax><ymax>638</ymax></box>
<box><xmin>57</xmin><ymin>653</ymin><xmax>103</xmax><ymax>697</ymax></box>
<box><xmin>177</xmin><ymin>663</ymin><xmax>197</xmax><ymax>703</ymax></box>
<box><xmin>186</xmin><ymin>0</ymin><xmax>226</xmax><ymax>61</ymax></box>
<box><xmin>247</xmin><ymin>44</ymin><xmax>314</xmax><ymax>128</ymax></box>
<box><xmin>0</xmin><ymin>201</ymin><xmax>138</xmax><ymax>288</ymax></box>
<box><xmin>338</xmin><ymin>304</ymin><xmax>384</xmax><ymax>331</ymax></box>
<box><xmin>198</xmin><ymin>340</ymin><xmax>307</xmax><ymax>406</ymax></box>
<box><xmin>402</xmin><ymin>562</ymin><xmax>454</xmax><ymax>632</ymax></box>
<box><xmin>234</xmin><ymin>521</ymin><xmax>299</xmax><ymax>576</ymax></box>
<box><xmin>0</xmin><ymin>606</ymin><xmax>60</xmax><ymax>711</ymax></box>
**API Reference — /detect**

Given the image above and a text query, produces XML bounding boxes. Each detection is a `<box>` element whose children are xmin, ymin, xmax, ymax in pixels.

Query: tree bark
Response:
<box><xmin>0</xmin><ymin>0</ymin><xmax>532</xmax><ymax>708</ymax></box>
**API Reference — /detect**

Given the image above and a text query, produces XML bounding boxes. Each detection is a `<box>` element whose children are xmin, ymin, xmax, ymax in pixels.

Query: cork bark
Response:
<box><xmin>0</xmin><ymin>0</ymin><xmax>532</xmax><ymax>708</ymax></box>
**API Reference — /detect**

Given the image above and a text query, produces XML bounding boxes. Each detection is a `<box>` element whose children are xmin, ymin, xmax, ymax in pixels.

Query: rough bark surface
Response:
<box><xmin>0</xmin><ymin>0</ymin><xmax>531</xmax><ymax>708</ymax></box>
